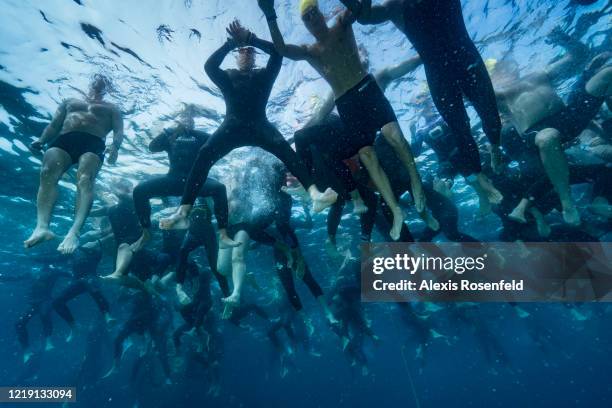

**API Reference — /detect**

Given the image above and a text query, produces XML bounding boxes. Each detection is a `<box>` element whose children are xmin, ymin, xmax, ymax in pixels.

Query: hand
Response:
<box><xmin>226</xmin><ymin>20</ymin><xmax>251</xmax><ymax>46</ymax></box>
<box><xmin>106</xmin><ymin>145</ymin><xmax>118</xmax><ymax>164</ymax></box>
<box><xmin>29</xmin><ymin>139</ymin><xmax>44</xmax><ymax>153</ymax></box>
<box><xmin>258</xmin><ymin>0</ymin><xmax>275</xmax><ymax>17</ymax></box>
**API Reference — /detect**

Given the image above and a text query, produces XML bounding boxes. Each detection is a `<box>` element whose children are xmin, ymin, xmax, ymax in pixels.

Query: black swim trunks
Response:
<box><xmin>523</xmin><ymin>74</ymin><xmax>605</xmax><ymax>145</ymax></box>
<box><xmin>49</xmin><ymin>131</ymin><xmax>106</xmax><ymax>164</ymax></box>
<box><xmin>336</xmin><ymin>74</ymin><xmax>397</xmax><ymax>154</ymax></box>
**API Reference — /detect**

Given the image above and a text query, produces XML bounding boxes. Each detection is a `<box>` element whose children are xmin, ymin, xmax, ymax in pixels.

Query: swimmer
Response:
<box><xmin>160</xmin><ymin>20</ymin><xmax>337</xmax><ymax>232</ymax></box>
<box><xmin>52</xmin><ymin>241</ymin><xmax>113</xmax><ymax>342</ymax></box>
<box><xmin>25</xmin><ymin>74</ymin><xmax>124</xmax><ymax>254</ymax></box>
<box><xmin>259</xmin><ymin>0</ymin><xmax>426</xmax><ymax>241</ymax></box>
<box><xmin>339</xmin><ymin>0</ymin><xmax>504</xmax><ymax>202</ymax></box>
<box><xmin>132</xmin><ymin>104</ymin><xmax>238</xmax><ymax>250</ymax></box>
<box><xmin>492</xmin><ymin>45</ymin><xmax>611</xmax><ymax>225</ymax></box>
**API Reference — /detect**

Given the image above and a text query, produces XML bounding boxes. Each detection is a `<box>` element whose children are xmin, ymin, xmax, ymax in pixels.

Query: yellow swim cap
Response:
<box><xmin>300</xmin><ymin>0</ymin><xmax>318</xmax><ymax>16</ymax></box>
<box><xmin>485</xmin><ymin>58</ymin><xmax>498</xmax><ymax>74</ymax></box>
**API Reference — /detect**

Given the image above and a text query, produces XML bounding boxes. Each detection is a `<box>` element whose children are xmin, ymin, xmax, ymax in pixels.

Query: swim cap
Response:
<box><xmin>300</xmin><ymin>0</ymin><xmax>318</xmax><ymax>16</ymax></box>
<box><xmin>485</xmin><ymin>58</ymin><xmax>498</xmax><ymax>74</ymax></box>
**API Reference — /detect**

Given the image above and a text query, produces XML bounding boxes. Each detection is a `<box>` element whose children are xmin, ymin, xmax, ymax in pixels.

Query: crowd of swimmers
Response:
<box><xmin>7</xmin><ymin>0</ymin><xmax>611</xmax><ymax>396</ymax></box>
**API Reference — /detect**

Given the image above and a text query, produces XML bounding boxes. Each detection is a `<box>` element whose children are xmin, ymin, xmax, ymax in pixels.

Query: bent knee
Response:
<box><xmin>534</xmin><ymin>128</ymin><xmax>561</xmax><ymax>150</ymax></box>
<box><xmin>40</xmin><ymin>164</ymin><xmax>63</xmax><ymax>182</ymax></box>
<box><xmin>77</xmin><ymin>173</ymin><xmax>95</xmax><ymax>190</ymax></box>
<box><xmin>358</xmin><ymin>146</ymin><xmax>376</xmax><ymax>162</ymax></box>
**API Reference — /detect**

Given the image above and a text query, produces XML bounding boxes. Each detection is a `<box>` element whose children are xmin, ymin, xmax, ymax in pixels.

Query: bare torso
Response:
<box><xmin>60</xmin><ymin>98</ymin><xmax>118</xmax><ymax>140</ymax></box>
<box><xmin>496</xmin><ymin>72</ymin><xmax>566</xmax><ymax>134</ymax></box>
<box><xmin>306</xmin><ymin>20</ymin><xmax>368</xmax><ymax>98</ymax></box>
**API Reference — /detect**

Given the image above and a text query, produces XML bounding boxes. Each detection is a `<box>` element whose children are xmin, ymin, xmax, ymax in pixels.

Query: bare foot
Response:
<box><xmin>477</xmin><ymin>173</ymin><xmax>503</xmax><ymax>204</ymax></box>
<box><xmin>421</xmin><ymin>211</ymin><xmax>440</xmax><ymax>231</ymax></box>
<box><xmin>24</xmin><ymin>227</ymin><xmax>55</xmax><ymax>249</ymax></box>
<box><xmin>222</xmin><ymin>292</ymin><xmax>241</xmax><ymax>306</ymax></box>
<box><xmin>101</xmin><ymin>271</ymin><xmax>124</xmax><ymax>281</ymax></box>
<box><xmin>44</xmin><ymin>338</ymin><xmax>55</xmax><ymax>351</ymax></box>
<box><xmin>352</xmin><ymin>198</ymin><xmax>368</xmax><ymax>215</ymax></box>
<box><xmin>176</xmin><ymin>284</ymin><xmax>192</xmax><ymax>306</ymax></box>
<box><xmin>433</xmin><ymin>178</ymin><xmax>453</xmax><ymax>199</ymax></box>
<box><xmin>23</xmin><ymin>350</ymin><xmax>33</xmax><ymax>364</ymax></box>
<box><xmin>159</xmin><ymin>211</ymin><xmax>190</xmax><ymax>230</ymax></box>
<box><xmin>562</xmin><ymin>204</ymin><xmax>581</xmax><ymax>226</ymax></box>
<box><xmin>390</xmin><ymin>209</ymin><xmax>405</xmax><ymax>241</ymax></box>
<box><xmin>508</xmin><ymin>206</ymin><xmax>527</xmax><ymax>223</ymax></box>
<box><xmin>312</xmin><ymin>188</ymin><xmax>338</xmax><ymax>213</ymax></box>
<box><xmin>57</xmin><ymin>232</ymin><xmax>79</xmax><ymax>255</ymax></box>
<box><xmin>219</xmin><ymin>236</ymin><xmax>241</xmax><ymax>249</ymax></box>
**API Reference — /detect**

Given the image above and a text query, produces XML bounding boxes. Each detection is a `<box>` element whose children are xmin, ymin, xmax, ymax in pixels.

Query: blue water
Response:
<box><xmin>1</xmin><ymin>0</ymin><xmax>611</xmax><ymax>407</ymax></box>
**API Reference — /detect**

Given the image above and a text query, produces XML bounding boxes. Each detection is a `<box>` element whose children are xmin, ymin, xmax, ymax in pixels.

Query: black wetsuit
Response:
<box><xmin>114</xmin><ymin>289</ymin><xmax>171</xmax><ymax>378</ymax></box>
<box><xmin>108</xmin><ymin>196</ymin><xmax>171</xmax><ymax>280</ymax></box>
<box><xmin>133</xmin><ymin>127</ymin><xmax>229</xmax><ymax>229</ymax></box>
<box><xmin>412</xmin><ymin>117</ymin><xmax>464</xmax><ymax>179</ymax></box>
<box><xmin>400</xmin><ymin>0</ymin><xmax>501</xmax><ymax>173</ymax></box>
<box><xmin>53</xmin><ymin>245</ymin><xmax>110</xmax><ymax>326</ymax></box>
<box><xmin>15</xmin><ymin>266</ymin><xmax>70</xmax><ymax>350</ymax></box>
<box><xmin>181</xmin><ymin>37</ymin><xmax>313</xmax><ymax>206</ymax></box>
<box><xmin>294</xmin><ymin>114</ymin><xmax>378</xmax><ymax>241</ymax></box>
<box><xmin>176</xmin><ymin>205</ymin><xmax>230</xmax><ymax>296</ymax></box>
<box><xmin>173</xmin><ymin>270</ymin><xmax>213</xmax><ymax>349</ymax></box>
<box><xmin>49</xmin><ymin>131</ymin><xmax>106</xmax><ymax>164</ymax></box>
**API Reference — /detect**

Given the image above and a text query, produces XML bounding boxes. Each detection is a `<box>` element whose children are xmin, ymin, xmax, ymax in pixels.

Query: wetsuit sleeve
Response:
<box><xmin>204</xmin><ymin>40</ymin><xmax>236</xmax><ymax>90</ymax></box>
<box><xmin>149</xmin><ymin>130</ymin><xmax>171</xmax><ymax>153</ymax></box>
<box><xmin>248</xmin><ymin>35</ymin><xmax>282</xmax><ymax>79</ymax></box>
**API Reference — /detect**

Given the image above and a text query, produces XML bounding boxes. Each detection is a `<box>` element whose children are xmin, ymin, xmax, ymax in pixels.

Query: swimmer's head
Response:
<box><xmin>301</xmin><ymin>0</ymin><xmax>327</xmax><ymax>37</ymax></box>
<box><xmin>112</xmin><ymin>178</ymin><xmax>133</xmax><ymax>198</ymax></box>
<box><xmin>484</xmin><ymin>58</ymin><xmax>498</xmax><ymax>75</ymax></box>
<box><xmin>236</xmin><ymin>46</ymin><xmax>256</xmax><ymax>71</ymax></box>
<box><xmin>178</xmin><ymin>103</ymin><xmax>196</xmax><ymax>130</ymax></box>
<box><xmin>89</xmin><ymin>73</ymin><xmax>112</xmax><ymax>99</ymax></box>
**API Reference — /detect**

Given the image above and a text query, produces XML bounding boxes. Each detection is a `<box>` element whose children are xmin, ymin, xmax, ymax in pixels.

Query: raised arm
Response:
<box><xmin>106</xmin><ymin>106</ymin><xmax>124</xmax><ymax>164</ymax></box>
<box><xmin>339</xmin><ymin>0</ymin><xmax>396</xmax><ymax>25</ymax></box>
<box><xmin>545</xmin><ymin>28</ymin><xmax>589</xmax><ymax>83</ymax></box>
<box><xmin>204</xmin><ymin>39</ymin><xmax>236</xmax><ymax>89</ymax></box>
<box><xmin>149</xmin><ymin>129</ymin><xmax>171</xmax><ymax>153</ymax></box>
<box><xmin>258</xmin><ymin>0</ymin><xmax>311</xmax><ymax>61</ymax></box>
<box><xmin>375</xmin><ymin>55</ymin><xmax>422</xmax><ymax>91</ymax></box>
<box><xmin>30</xmin><ymin>101</ymin><xmax>68</xmax><ymax>151</ymax></box>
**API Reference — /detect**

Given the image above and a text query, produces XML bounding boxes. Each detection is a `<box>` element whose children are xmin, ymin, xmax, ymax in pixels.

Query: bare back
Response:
<box><xmin>305</xmin><ymin>19</ymin><xmax>367</xmax><ymax>98</ymax></box>
<box><xmin>60</xmin><ymin>98</ymin><xmax>118</xmax><ymax>140</ymax></box>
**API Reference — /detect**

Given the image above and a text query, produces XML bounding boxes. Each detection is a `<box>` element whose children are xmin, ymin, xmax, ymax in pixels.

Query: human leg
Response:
<box><xmin>24</xmin><ymin>148</ymin><xmax>72</xmax><ymax>248</ymax></box>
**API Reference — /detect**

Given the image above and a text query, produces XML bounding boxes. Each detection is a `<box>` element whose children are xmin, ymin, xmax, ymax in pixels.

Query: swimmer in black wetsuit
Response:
<box><xmin>340</xmin><ymin>0</ymin><xmax>505</xmax><ymax>205</ymax></box>
<box><xmin>161</xmin><ymin>203</ymin><xmax>230</xmax><ymax>305</ymax></box>
<box><xmin>52</xmin><ymin>241</ymin><xmax>113</xmax><ymax>341</ymax></box>
<box><xmin>99</xmin><ymin>181</ymin><xmax>172</xmax><ymax>284</ymax></box>
<box><xmin>160</xmin><ymin>21</ymin><xmax>337</xmax><ymax>232</ymax></box>
<box><xmin>9</xmin><ymin>264</ymin><xmax>71</xmax><ymax>363</ymax></box>
<box><xmin>25</xmin><ymin>74</ymin><xmax>124</xmax><ymax>255</ymax></box>
<box><xmin>132</xmin><ymin>104</ymin><xmax>236</xmax><ymax>250</ymax></box>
